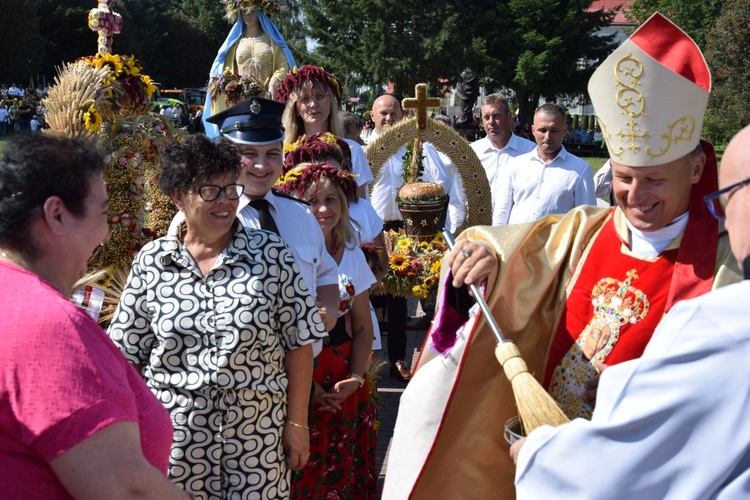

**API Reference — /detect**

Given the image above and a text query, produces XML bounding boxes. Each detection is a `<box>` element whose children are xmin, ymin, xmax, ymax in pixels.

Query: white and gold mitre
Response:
<box><xmin>588</xmin><ymin>12</ymin><xmax>711</xmax><ymax>166</ymax></box>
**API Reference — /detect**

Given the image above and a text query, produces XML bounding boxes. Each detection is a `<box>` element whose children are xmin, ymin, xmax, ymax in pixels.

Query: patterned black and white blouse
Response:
<box><xmin>108</xmin><ymin>223</ymin><xmax>327</xmax><ymax>394</ymax></box>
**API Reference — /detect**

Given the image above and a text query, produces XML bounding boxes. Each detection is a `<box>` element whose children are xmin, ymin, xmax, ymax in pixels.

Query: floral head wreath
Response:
<box><xmin>275</xmin><ymin>162</ymin><xmax>358</xmax><ymax>204</ymax></box>
<box><xmin>222</xmin><ymin>0</ymin><xmax>280</xmax><ymax>22</ymax></box>
<box><xmin>274</xmin><ymin>65</ymin><xmax>343</xmax><ymax>105</ymax></box>
<box><xmin>283</xmin><ymin>132</ymin><xmax>352</xmax><ymax>173</ymax></box>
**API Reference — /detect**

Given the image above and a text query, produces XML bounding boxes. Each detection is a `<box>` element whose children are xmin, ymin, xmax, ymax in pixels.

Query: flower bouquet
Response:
<box><xmin>381</xmin><ymin>230</ymin><xmax>447</xmax><ymax>299</ymax></box>
<box><xmin>208</xmin><ymin>70</ymin><xmax>265</xmax><ymax>107</ymax></box>
<box><xmin>76</xmin><ymin>53</ymin><xmax>157</xmax><ymax>131</ymax></box>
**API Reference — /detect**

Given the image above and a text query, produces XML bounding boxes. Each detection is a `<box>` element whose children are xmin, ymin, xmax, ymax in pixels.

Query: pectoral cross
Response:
<box><xmin>403</xmin><ymin>83</ymin><xmax>441</xmax><ymax>130</ymax></box>
<box><xmin>89</xmin><ymin>0</ymin><xmax>122</xmax><ymax>54</ymax></box>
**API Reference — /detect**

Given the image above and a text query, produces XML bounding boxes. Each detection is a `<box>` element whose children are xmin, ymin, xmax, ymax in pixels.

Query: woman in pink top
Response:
<box><xmin>0</xmin><ymin>134</ymin><xmax>189</xmax><ymax>499</ymax></box>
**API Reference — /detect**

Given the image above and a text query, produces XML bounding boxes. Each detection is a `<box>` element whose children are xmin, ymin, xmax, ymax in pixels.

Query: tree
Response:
<box><xmin>703</xmin><ymin>0</ymin><xmax>750</xmax><ymax>144</ymax></box>
<box><xmin>497</xmin><ymin>0</ymin><xmax>617</xmax><ymax>125</ymax></box>
<box><xmin>299</xmin><ymin>0</ymin><xmax>615</xmax><ymax>123</ymax></box>
<box><xmin>626</xmin><ymin>0</ymin><xmax>726</xmax><ymax>49</ymax></box>
<box><xmin>300</xmin><ymin>0</ymin><xmax>471</xmax><ymax>98</ymax></box>
<box><xmin>0</xmin><ymin>0</ymin><xmax>43</xmax><ymax>83</ymax></box>
<box><xmin>36</xmin><ymin>0</ymin><xmax>97</xmax><ymax>70</ymax></box>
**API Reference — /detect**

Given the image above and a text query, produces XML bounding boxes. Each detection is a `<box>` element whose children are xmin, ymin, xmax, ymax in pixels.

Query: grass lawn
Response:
<box><xmin>584</xmin><ymin>157</ymin><xmax>609</xmax><ymax>173</ymax></box>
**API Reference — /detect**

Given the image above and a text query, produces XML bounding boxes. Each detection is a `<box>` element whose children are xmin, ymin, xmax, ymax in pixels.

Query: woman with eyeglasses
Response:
<box><xmin>275</xmin><ymin>65</ymin><xmax>373</xmax><ymax>198</ymax></box>
<box><xmin>108</xmin><ymin>135</ymin><xmax>327</xmax><ymax>499</ymax></box>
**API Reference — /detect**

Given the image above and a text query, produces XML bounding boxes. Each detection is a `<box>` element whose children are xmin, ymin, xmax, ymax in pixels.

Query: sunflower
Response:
<box><xmin>83</xmin><ymin>105</ymin><xmax>103</xmax><ymax>132</ymax></box>
<box><xmin>412</xmin><ymin>284</ymin><xmax>429</xmax><ymax>299</ymax></box>
<box><xmin>419</xmin><ymin>241</ymin><xmax>431</xmax><ymax>251</ymax></box>
<box><xmin>396</xmin><ymin>237</ymin><xmax>413</xmax><ymax>252</ymax></box>
<box><xmin>141</xmin><ymin>75</ymin><xmax>157</xmax><ymax>99</ymax></box>
<box><xmin>430</xmin><ymin>260</ymin><xmax>442</xmax><ymax>274</ymax></box>
<box><xmin>125</xmin><ymin>56</ymin><xmax>141</xmax><ymax>76</ymax></box>
<box><xmin>95</xmin><ymin>53</ymin><xmax>124</xmax><ymax>76</ymax></box>
<box><xmin>390</xmin><ymin>254</ymin><xmax>410</xmax><ymax>273</ymax></box>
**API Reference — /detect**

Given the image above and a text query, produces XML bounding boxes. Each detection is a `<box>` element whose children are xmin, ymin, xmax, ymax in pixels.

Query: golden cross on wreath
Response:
<box><xmin>88</xmin><ymin>0</ymin><xmax>123</xmax><ymax>54</ymax></box>
<box><xmin>402</xmin><ymin>83</ymin><xmax>441</xmax><ymax>130</ymax></box>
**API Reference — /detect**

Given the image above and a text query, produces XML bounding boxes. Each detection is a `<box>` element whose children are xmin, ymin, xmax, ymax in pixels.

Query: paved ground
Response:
<box><xmin>373</xmin><ymin>298</ymin><xmax>429</xmax><ymax>497</ymax></box>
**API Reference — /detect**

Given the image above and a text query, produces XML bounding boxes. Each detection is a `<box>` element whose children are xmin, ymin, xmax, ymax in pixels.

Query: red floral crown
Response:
<box><xmin>275</xmin><ymin>162</ymin><xmax>358</xmax><ymax>204</ymax></box>
<box><xmin>274</xmin><ymin>65</ymin><xmax>343</xmax><ymax>104</ymax></box>
<box><xmin>283</xmin><ymin>132</ymin><xmax>352</xmax><ymax>173</ymax></box>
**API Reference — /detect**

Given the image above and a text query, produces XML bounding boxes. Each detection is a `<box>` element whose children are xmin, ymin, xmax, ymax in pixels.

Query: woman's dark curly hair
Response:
<box><xmin>0</xmin><ymin>134</ymin><xmax>103</xmax><ymax>259</ymax></box>
<box><xmin>158</xmin><ymin>135</ymin><xmax>242</xmax><ymax>197</ymax></box>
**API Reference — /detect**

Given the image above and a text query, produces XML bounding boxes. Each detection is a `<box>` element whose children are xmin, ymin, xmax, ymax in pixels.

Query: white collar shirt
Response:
<box><xmin>494</xmin><ymin>146</ymin><xmax>596</xmax><ymax>225</ymax></box>
<box><xmin>369</xmin><ymin>131</ymin><xmax>455</xmax><ymax>223</ymax></box>
<box><xmin>470</xmin><ymin>133</ymin><xmax>536</xmax><ymax>189</ymax></box>
<box><xmin>236</xmin><ymin>191</ymin><xmax>339</xmax><ymax>294</ymax></box>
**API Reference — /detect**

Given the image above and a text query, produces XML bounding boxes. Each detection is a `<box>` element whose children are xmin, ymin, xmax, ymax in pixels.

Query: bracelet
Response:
<box><xmin>349</xmin><ymin>373</ymin><xmax>365</xmax><ymax>387</ymax></box>
<box><xmin>287</xmin><ymin>419</ymin><xmax>310</xmax><ymax>430</ymax></box>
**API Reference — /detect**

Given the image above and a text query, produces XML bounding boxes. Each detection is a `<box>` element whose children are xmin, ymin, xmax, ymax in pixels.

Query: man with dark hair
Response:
<box><xmin>493</xmin><ymin>102</ymin><xmax>595</xmax><ymax>225</ymax></box>
<box><xmin>340</xmin><ymin>111</ymin><xmax>365</xmax><ymax>146</ymax></box>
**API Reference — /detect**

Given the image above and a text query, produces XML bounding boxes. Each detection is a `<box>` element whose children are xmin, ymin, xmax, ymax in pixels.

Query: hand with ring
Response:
<box><xmin>445</xmin><ymin>239</ymin><xmax>499</xmax><ymax>295</ymax></box>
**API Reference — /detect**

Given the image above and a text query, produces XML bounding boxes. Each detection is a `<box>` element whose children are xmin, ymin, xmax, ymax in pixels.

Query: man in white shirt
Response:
<box><xmin>368</xmin><ymin>94</ymin><xmax>462</xmax><ymax>380</ymax></box>
<box><xmin>470</xmin><ymin>93</ymin><xmax>535</xmax><ymax>200</ymax></box>
<box><xmin>369</xmin><ymin>95</ymin><xmax>464</xmax><ymax>231</ymax></box>
<box><xmin>493</xmin><ymin>102</ymin><xmax>595</xmax><ymax>225</ymax></box>
<box><xmin>172</xmin><ymin>104</ymin><xmax>182</xmax><ymax>126</ymax></box>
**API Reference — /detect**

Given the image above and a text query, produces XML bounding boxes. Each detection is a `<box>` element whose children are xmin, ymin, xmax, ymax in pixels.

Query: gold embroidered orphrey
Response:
<box><xmin>549</xmin><ymin>269</ymin><xmax>650</xmax><ymax>419</ymax></box>
<box><xmin>602</xmin><ymin>52</ymin><xmax>697</xmax><ymax>161</ymax></box>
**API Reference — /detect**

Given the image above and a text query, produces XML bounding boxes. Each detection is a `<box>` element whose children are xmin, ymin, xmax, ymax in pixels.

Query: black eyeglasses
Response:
<box><xmin>194</xmin><ymin>183</ymin><xmax>244</xmax><ymax>202</ymax></box>
<box><xmin>704</xmin><ymin>177</ymin><xmax>750</xmax><ymax>220</ymax></box>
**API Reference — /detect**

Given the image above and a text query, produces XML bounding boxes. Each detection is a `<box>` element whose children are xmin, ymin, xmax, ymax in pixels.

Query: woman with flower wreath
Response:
<box><xmin>276</xmin><ymin>163</ymin><xmax>378</xmax><ymax>499</ymax></box>
<box><xmin>282</xmin><ymin>131</ymin><xmax>389</xmax><ymax>350</ymax></box>
<box><xmin>275</xmin><ymin>65</ymin><xmax>374</xmax><ymax>198</ymax></box>
<box><xmin>204</xmin><ymin>0</ymin><xmax>295</xmax><ymax>137</ymax></box>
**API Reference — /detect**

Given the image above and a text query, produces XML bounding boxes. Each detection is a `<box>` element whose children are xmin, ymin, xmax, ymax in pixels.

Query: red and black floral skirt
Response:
<box><xmin>291</xmin><ymin>341</ymin><xmax>378</xmax><ymax>500</ymax></box>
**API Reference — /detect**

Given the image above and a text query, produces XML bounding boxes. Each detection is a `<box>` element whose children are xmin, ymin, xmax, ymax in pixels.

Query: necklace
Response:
<box><xmin>327</xmin><ymin>242</ymin><xmax>340</xmax><ymax>257</ymax></box>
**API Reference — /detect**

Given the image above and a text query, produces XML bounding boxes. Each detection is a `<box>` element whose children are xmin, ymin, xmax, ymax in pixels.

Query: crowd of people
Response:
<box><xmin>2</xmin><ymin>3</ymin><xmax>750</xmax><ymax>500</ymax></box>
<box><xmin>0</xmin><ymin>82</ymin><xmax>49</xmax><ymax>139</ymax></box>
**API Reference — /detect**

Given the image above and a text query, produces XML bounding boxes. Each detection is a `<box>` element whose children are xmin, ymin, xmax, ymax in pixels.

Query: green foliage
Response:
<box><xmin>0</xmin><ymin>0</ymin><xmax>43</xmax><ymax>82</ymax></box>
<box><xmin>502</xmin><ymin>0</ymin><xmax>617</xmax><ymax>125</ymax></box>
<box><xmin>703</xmin><ymin>0</ymin><xmax>750</xmax><ymax>144</ymax></box>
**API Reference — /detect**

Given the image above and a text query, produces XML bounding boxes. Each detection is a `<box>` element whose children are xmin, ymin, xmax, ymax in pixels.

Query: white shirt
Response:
<box><xmin>593</xmin><ymin>159</ymin><xmax>613</xmax><ymax>199</ymax></box>
<box><xmin>344</xmin><ymin>138</ymin><xmax>374</xmax><ymax>189</ymax></box>
<box><xmin>369</xmin><ymin>131</ymin><xmax>457</xmax><ymax>223</ymax></box>
<box><xmin>516</xmin><ymin>280</ymin><xmax>750</xmax><ymax>500</ymax></box>
<box><xmin>494</xmin><ymin>146</ymin><xmax>595</xmax><ymax>225</ymax></box>
<box><xmin>437</xmin><ymin>151</ymin><xmax>468</xmax><ymax>233</ymax></box>
<box><xmin>470</xmin><ymin>134</ymin><xmax>536</xmax><ymax>189</ymax></box>
<box><xmin>349</xmin><ymin>199</ymin><xmax>384</xmax><ymax>245</ymax></box>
